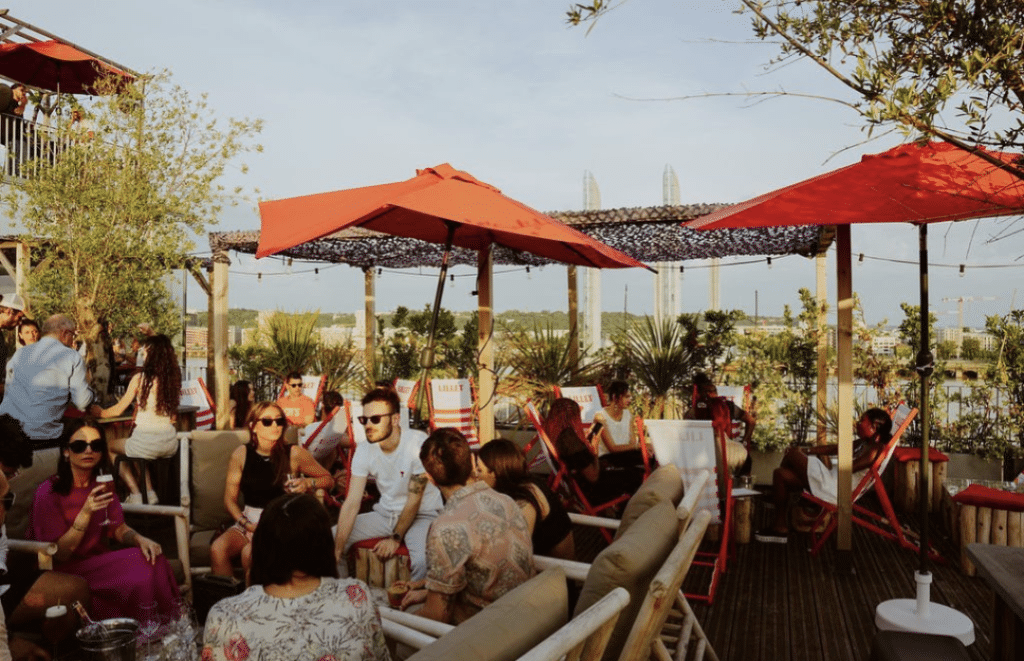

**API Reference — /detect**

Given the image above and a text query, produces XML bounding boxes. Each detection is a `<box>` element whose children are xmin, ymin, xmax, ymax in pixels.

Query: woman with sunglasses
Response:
<box><xmin>100</xmin><ymin>334</ymin><xmax>181</xmax><ymax>504</ymax></box>
<box><xmin>210</xmin><ymin>402</ymin><xmax>332</xmax><ymax>580</ymax></box>
<box><xmin>26</xmin><ymin>419</ymin><xmax>180</xmax><ymax>622</ymax></box>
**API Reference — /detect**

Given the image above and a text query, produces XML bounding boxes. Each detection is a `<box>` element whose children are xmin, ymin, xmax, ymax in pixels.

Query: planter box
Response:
<box><xmin>945</xmin><ymin>452</ymin><xmax>1002</xmax><ymax>481</ymax></box>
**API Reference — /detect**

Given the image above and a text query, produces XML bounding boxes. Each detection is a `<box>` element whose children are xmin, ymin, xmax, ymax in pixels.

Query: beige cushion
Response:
<box><xmin>409</xmin><ymin>568</ymin><xmax>568</xmax><ymax>661</ymax></box>
<box><xmin>189</xmin><ymin>430</ymin><xmax>248</xmax><ymax>532</ymax></box>
<box><xmin>574</xmin><ymin>500</ymin><xmax>678</xmax><ymax>661</ymax></box>
<box><xmin>615</xmin><ymin>464</ymin><xmax>683</xmax><ymax>538</ymax></box>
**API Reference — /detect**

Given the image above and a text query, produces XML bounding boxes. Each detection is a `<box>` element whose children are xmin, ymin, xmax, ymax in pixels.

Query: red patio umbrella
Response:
<box><xmin>688</xmin><ymin>140</ymin><xmax>1024</xmax><ymax>641</ymax></box>
<box><xmin>0</xmin><ymin>40</ymin><xmax>134</xmax><ymax>94</ymax></box>
<box><xmin>259</xmin><ymin>163</ymin><xmax>651</xmax><ymax>434</ymax></box>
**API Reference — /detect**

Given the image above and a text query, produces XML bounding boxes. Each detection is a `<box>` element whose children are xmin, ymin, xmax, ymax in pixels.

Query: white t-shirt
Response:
<box><xmin>350</xmin><ymin>428</ymin><xmax>442</xmax><ymax>515</ymax></box>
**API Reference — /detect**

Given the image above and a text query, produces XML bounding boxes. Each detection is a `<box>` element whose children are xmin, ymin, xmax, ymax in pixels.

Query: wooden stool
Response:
<box><xmin>113</xmin><ymin>453</ymin><xmax>179</xmax><ymax>505</ymax></box>
<box><xmin>347</xmin><ymin>537</ymin><xmax>411</xmax><ymax>588</ymax></box>
<box><xmin>733</xmin><ymin>496</ymin><xmax>754</xmax><ymax>544</ymax></box>
<box><xmin>892</xmin><ymin>448</ymin><xmax>948</xmax><ymax>514</ymax></box>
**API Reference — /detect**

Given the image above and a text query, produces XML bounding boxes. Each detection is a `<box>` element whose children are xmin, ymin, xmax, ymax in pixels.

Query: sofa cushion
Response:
<box><xmin>190</xmin><ymin>430</ymin><xmax>248</xmax><ymax>532</ymax></box>
<box><xmin>574</xmin><ymin>499</ymin><xmax>678</xmax><ymax>661</ymax></box>
<box><xmin>616</xmin><ymin>464</ymin><xmax>683</xmax><ymax>538</ymax></box>
<box><xmin>409</xmin><ymin>567</ymin><xmax>568</xmax><ymax>661</ymax></box>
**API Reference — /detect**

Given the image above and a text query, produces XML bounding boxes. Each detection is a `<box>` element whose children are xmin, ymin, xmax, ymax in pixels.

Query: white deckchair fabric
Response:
<box><xmin>555</xmin><ymin>386</ymin><xmax>604</xmax><ymax>425</ymax></box>
<box><xmin>643</xmin><ymin>420</ymin><xmax>720</xmax><ymax>523</ymax></box>
<box><xmin>393</xmin><ymin>379</ymin><xmax>419</xmax><ymax>429</ymax></box>
<box><xmin>180</xmin><ymin>378</ymin><xmax>215</xmax><ymax>430</ymax></box>
<box><xmin>428</xmin><ymin>378</ymin><xmax>479</xmax><ymax>448</ymax></box>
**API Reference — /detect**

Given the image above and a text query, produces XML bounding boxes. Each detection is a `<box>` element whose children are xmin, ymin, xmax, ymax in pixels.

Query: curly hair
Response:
<box><xmin>138</xmin><ymin>334</ymin><xmax>181</xmax><ymax>417</ymax></box>
<box><xmin>543</xmin><ymin>398</ymin><xmax>588</xmax><ymax>447</ymax></box>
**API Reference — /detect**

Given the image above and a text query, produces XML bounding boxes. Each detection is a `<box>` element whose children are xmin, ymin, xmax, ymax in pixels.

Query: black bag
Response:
<box><xmin>192</xmin><ymin>574</ymin><xmax>243</xmax><ymax>625</ymax></box>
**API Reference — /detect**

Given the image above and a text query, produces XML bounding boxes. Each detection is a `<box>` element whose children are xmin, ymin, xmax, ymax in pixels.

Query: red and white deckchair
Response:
<box><xmin>641</xmin><ymin>418</ymin><xmax>734</xmax><ymax>604</ymax></box>
<box><xmin>393</xmin><ymin>379</ymin><xmax>420</xmax><ymax>429</ymax></box>
<box><xmin>427</xmin><ymin>378</ymin><xmax>479</xmax><ymax>448</ymax></box>
<box><xmin>801</xmin><ymin>405</ymin><xmax>940</xmax><ymax>561</ymax></box>
<box><xmin>180</xmin><ymin>378</ymin><xmax>215</xmax><ymax>430</ymax></box>
<box><xmin>553</xmin><ymin>385</ymin><xmax>606</xmax><ymax>430</ymax></box>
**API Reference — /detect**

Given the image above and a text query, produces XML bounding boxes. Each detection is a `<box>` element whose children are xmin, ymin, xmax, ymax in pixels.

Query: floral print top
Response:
<box><xmin>201</xmin><ymin>577</ymin><xmax>390</xmax><ymax>661</ymax></box>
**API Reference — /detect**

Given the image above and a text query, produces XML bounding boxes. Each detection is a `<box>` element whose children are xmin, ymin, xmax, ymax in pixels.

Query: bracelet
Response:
<box><xmin>237</xmin><ymin>516</ymin><xmax>248</xmax><ymax>528</ymax></box>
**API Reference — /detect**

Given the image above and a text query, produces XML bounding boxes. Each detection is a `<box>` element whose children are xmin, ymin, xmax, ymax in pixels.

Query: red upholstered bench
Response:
<box><xmin>347</xmin><ymin>537</ymin><xmax>411</xmax><ymax>588</ymax></box>
<box><xmin>891</xmin><ymin>447</ymin><xmax>949</xmax><ymax>514</ymax></box>
<box><xmin>950</xmin><ymin>484</ymin><xmax>1024</xmax><ymax>575</ymax></box>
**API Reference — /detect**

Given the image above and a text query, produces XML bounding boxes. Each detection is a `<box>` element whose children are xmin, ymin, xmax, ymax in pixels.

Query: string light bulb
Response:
<box><xmin>526</xmin><ymin>266</ymin><xmax>531</xmax><ymax>280</ymax></box>
<box><xmin>257</xmin><ymin>272</ymin><xmax>262</xmax><ymax>283</ymax></box>
<box><xmin>959</xmin><ymin>264</ymin><xmax>965</xmax><ymax>277</ymax></box>
<box><xmin>767</xmin><ymin>257</ymin><xmax>773</xmax><ymax>269</ymax></box>
<box><xmin>378</xmin><ymin>268</ymin><xmax>383</xmax><ymax>276</ymax></box>
<box><xmin>858</xmin><ymin>253</ymin><xmax>864</xmax><ymax>265</ymax></box>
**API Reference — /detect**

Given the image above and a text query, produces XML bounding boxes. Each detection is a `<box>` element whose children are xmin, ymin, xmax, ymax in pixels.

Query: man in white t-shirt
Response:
<box><xmin>333</xmin><ymin>386</ymin><xmax>441</xmax><ymax>580</ymax></box>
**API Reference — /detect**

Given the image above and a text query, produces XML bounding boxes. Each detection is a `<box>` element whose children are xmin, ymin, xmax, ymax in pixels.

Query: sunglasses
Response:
<box><xmin>69</xmin><ymin>440</ymin><xmax>107</xmax><ymax>454</ymax></box>
<box><xmin>358</xmin><ymin>413</ymin><xmax>394</xmax><ymax>426</ymax></box>
<box><xmin>259</xmin><ymin>417</ymin><xmax>287</xmax><ymax>427</ymax></box>
<box><xmin>288</xmin><ymin>383</ymin><xmax>303</xmax><ymax>388</ymax></box>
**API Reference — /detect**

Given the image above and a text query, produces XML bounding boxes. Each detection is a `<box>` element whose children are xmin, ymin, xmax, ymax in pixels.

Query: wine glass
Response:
<box><xmin>138</xmin><ymin>601</ymin><xmax>163</xmax><ymax>661</ymax></box>
<box><xmin>95</xmin><ymin>470</ymin><xmax>114</xmax><ymax>526</ymax></box>
<box><xmin>286</xmin><ymin>473</ymin><xmax>297</xmax><ymax>493</ymax></box>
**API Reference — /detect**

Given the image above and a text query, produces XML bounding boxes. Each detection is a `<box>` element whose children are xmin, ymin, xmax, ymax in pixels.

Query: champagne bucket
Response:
<box><xmin>76</xmin><ymin>618</ymin><xmax>140</xmax><ymax>661</ymax></box>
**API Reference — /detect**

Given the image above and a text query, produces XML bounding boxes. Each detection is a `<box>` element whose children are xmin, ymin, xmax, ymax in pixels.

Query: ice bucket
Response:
<box><xmin>76</xmin><ymin>617</ymin><xmax>140</xmax><ymax>661</ymax></box>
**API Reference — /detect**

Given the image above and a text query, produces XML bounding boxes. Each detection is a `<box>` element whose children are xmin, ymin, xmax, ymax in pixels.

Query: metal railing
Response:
<box><xmin>0</xmin><ymin>113</ymin><xmax>81</xmax><ymax>181</ymax></box>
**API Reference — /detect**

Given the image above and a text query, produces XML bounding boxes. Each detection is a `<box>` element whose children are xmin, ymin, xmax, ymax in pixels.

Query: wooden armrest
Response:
<box><xmin>8</xmin><ymin>539</ymin><xmax>58</xmax><ymax>570</ymax></box>
<box><xmin>518</xmin><ymin>587</ymin><xmax>630</xmax><ymax>661</ymax></box>
<box><xmin>121</xmin><ymin>503</ymin><xmax>189</xmax><ymax>517</ymax></box>
<box><xmin>677</xmin><ymin>469</ymin><xmax>711</xmax><ymax>530</ymax></box>
<box><xmin>567</xmin><ymin>512</ymin><xmax>620</xmax><ymax>529</ymax></box>
<box><xmin>381</xmin><ymin>618</ymin><xmax>438</xmax><ymax>650</ymax></box>
<box><xmin>535</xmin><ymin>556</ymin><xmax>590</xmax><ymax>582</ymax></box>
<box><xmin>379</xmin><ymin>606</ymin><xmax>455</xmax><ymax>638</ymax></box>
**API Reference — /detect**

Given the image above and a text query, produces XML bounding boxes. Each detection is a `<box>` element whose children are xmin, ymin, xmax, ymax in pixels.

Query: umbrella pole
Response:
<box><xmin>916</xmin><ymin>223</ymin><xmax>933</xmax><ymax>576</ymax></box>
<box><xmin>413</xmin><ymin>223</ymin><xmax>457</xmax><ymax>421</ymax></box>
<box><xmin>874</xmin><ymin>224</ymin><xmax>973</xmax><ymax>644</ymax></box>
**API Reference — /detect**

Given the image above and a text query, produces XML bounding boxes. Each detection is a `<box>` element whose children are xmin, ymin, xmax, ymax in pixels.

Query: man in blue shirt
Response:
<box><xmin>0</xmin><ymin>314</ymin><xmax>101</xmax><ymax>538</ymax></box>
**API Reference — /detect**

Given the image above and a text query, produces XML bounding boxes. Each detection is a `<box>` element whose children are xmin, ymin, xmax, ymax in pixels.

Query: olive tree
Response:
<box><xmin>2</xmin><ymin>72</ymin><xmax>262</xmax><ymax>398</ymax></box>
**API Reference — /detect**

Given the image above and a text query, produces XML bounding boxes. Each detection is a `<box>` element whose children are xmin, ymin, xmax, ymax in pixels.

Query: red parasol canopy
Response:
<box><xmin>688</xmin><ymin>141</ymin><xmax>1024</xmax><ymax>230</ymax></box>
<box><xmin>258</xmin><ymin>163</ymin><xmax>650</xmax><ymax>271</ymax></box>
<box><xmin>0</xmin><ymin>40</ymin><xmax>134</xmax><ymax>95</ymax></box>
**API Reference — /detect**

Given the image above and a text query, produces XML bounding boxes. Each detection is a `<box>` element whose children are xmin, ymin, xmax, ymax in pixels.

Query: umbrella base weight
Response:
<box><xmin>875</xmin><ymin>572</ymin><xmax>974</xmax><ymax>646</ymax></box>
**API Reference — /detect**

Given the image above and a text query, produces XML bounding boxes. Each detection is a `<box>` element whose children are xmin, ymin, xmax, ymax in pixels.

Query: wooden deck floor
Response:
<box><xmin>574</xmin><ymin>493</ymin><xmax>994</xmax><ymax>661</ymax></box>
<box><xmin>688</xmin><ymin>496</ymin><xmax>993</xmax><ymax>661</ymax></box>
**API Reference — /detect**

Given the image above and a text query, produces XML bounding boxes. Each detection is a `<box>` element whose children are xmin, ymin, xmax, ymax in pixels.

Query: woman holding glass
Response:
<box><xmin>26</xmin><ymin>419</ymin><xmax>179</xmax><ymax>622</ymax></box>
<box><xmin>209</xmin><ymin>402</ymin><xmax>332</xmax><ymax>580</ymax></box>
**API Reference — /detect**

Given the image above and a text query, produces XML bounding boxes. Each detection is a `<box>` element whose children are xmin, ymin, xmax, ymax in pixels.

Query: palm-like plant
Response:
<box><xmin>261</xmin><ymin>310</ymin><xmax>320</xmax><ymax>378</ymax></box>
<box><xmin>313</xmin><ymin>340</ymin><xmax>366</xmax><ymax>395</ymax></box>
<box><xmin>613</xmin><ymin>315</ymin><xmax>698</xmax><ymax>419</ymax></box>
<box><xmin>498</xmin><ymin>323</ymin><xmax>601</xmax><ymax>408</ymax></box>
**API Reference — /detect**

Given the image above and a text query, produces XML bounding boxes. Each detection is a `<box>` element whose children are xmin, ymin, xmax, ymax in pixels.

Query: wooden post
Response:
<box><xmin>835</xmin><ymin>224</ymin><xmax>854</xmax><ymax>565</ymax></box>
<box><xmin>734</xmin><ymin>498</ymin><xmax>753</xmax><ymax>544</ymax></box>
<box><xmin>477</xmin><ymin>248</ymin><xmax>495</xmax><ymax>445</ymax></box>
<box><xmin>977</xmin><ymin>506</ymin><xmax>992</xmax><ymax>545</ymax></box>
<box><xmin>1007</xmin><ymin>511</ymin><xmax>1023</xmax><ymax>548</ymax></box>
<box><xmin>959</xmin><ymin>503</ymin><xmax>976</xmax><ymax>575</ymax></box>
<box><xmin>567</xmin><ymin>265</ymin><xmax>579</xmax><ymax>379</ymax></box>
<box><xmin>992</xmin><ymin>509</ymin><xmax>1008</xmax><ymax>546</ymax></box>
<box><xmin>364</xmin><ymin>268</ymin><xmax>376</xmax><ymax>380</ymax></box>
<box><xmin>212</xmin><ymin>251</ymin><xmax>231</xmax><ymax>430</ymax></box>
<box><xmin>931</xmin><ymin>461</ymin><xmax>946</xmax><ymax>513</ymax></box>
<box><xmin>815</xmin><ymin>252</ymin><xmax>828</xmax><ymax>445</ymax></box>
<box><xmin>14</xmin><ymin>239</ymin><xmax>26</xmax><ymax>297</ymax></box>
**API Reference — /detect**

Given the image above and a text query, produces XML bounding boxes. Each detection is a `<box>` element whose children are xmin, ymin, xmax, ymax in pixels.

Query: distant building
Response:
<box><xmin>871</xmin><ymin>334</ymin><xmax>897</xmax><ymax>356</ymax></box>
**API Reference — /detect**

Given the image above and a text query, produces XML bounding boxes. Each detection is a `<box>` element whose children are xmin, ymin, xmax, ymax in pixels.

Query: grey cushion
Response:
<box><xmin>616</xmin><ymin>464</ymin><xmax>683</xmax><ymax>538</ymax></box>
<box><xmin>574</xmin><ymin>500</ymin><xmax>678</xmax><ymax>661</ymax></box>
<box><xmin>409</xmin><ymin>567</ymin><xmax>569</xmax><ymax>661</ymax></box>
<box><xmin>189</xmin><ymin>430</ymin><xmax>248</xmax><ymax>532</ymax></box>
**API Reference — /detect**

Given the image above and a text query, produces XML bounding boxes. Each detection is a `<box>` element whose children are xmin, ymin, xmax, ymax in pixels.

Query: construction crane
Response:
<box><xmin>941</xmin><ymin>295</ymin><xmax>997</xmax><ymax>358</ymax></box>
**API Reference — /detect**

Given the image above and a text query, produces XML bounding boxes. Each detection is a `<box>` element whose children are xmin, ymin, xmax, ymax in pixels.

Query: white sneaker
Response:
<box><xmin>146</xmin><ymin>490</ymin><xmax>159</xmax><ymax>505</ymax></box>
<box><xmin>125</xmin><ymin>492</ymin><xmax>143</xmax><ymax>505</ymax></box>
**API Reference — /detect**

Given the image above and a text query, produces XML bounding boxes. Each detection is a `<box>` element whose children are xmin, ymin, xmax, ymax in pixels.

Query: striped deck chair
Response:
<box><xmin>427</xmin><ymin>377</ymin><xmax>479</xmax><ymax>448</ymax></box>
<box><xmin>801</xmin><ymin>405</ymin><xmax>940</xmax><ymax>560</ymax></box>
<box><xmin>393</xmin><ymin>379</ymin><xmax>419</xmax><ymax>429</ymax></box>
<box><xmin>523</xmin><ymin>400</ymin><xmax>629</xmax><ymax>542</ymax></box>
<box><xmin>554</xmin><ymin>385</ymin><xmax>606</xmax><ymax>433</ymax></box>
<box><xmin>180</xmin><ymin>378</ymin><xmax>215</xmax><ymax>430</ymax></box>
<box><xmin>641</xmin><ymin>419</ymin><xmax>734</xmax><ymax>604</ymax></box>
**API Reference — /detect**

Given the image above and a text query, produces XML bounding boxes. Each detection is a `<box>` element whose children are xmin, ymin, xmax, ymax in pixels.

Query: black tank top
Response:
<box><xmin>240</xmin><ymin>444</ymin><xmax>285</xmax><ymax>508</ymax></box>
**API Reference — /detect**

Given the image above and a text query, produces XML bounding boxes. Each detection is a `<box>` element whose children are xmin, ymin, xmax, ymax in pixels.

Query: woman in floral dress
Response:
<box><xmin>202</xmin><ymin>493</ymin><xmax>390</xmax><ymax>661</ymax></box>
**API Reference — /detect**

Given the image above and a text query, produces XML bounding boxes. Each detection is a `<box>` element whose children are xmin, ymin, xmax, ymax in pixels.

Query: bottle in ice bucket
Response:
<box><xmin>72</xmin><ymin>600</ymin><xmax>95</xmax><ymax>628</ymax></box>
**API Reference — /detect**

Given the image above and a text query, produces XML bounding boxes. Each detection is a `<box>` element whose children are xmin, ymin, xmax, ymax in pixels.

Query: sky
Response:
<box><xmin>18</xmin><ymin>1</ymin><xmax>1024</xmax><ymax>330</ymax></box>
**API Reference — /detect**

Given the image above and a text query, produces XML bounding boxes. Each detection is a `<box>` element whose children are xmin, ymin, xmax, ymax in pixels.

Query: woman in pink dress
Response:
<box><xmin>28</xmin><ymin>419</ymin><xmax>180</xmax><ymax>621</ymax></box>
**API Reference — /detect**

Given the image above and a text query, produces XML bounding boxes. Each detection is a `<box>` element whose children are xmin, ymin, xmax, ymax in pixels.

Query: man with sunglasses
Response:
<box><xmin>0</xmin><ymin>315</ymin><xmax>102</xmax><ymax>539</ymax></box>
<box><xmin>276</xmin><ymin>371</ymin><xmax>316</xmax><ymax>426</ymax></box>
<box><xmin>334</xmin><ymin>386</ymin><xmax>442</xmax><ymax>581</ymax></box>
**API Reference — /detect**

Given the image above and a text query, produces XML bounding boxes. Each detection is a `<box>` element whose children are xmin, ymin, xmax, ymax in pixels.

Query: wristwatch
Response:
<box><xmin>391</xmin><ymin>533</ymin><xmax>402</xmax><ymax>542</ymax></box>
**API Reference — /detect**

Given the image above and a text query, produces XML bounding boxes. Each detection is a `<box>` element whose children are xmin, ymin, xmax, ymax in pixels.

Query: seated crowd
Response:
<box><xmin>0</xmin><ymin>338</ymin><xmax>803</xmax><ymax>661</ymax></box>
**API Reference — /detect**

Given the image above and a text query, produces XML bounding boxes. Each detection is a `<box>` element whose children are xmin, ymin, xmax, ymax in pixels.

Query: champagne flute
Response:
<box><xmin>286</xmin><ymin>473</ymin><xmax>297</xmax><ymax>493</ymax></box>
<box><xmin>95</xmin><ymin>470</ymin><xmax>114</xmax><ymax>526</ymax></box>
